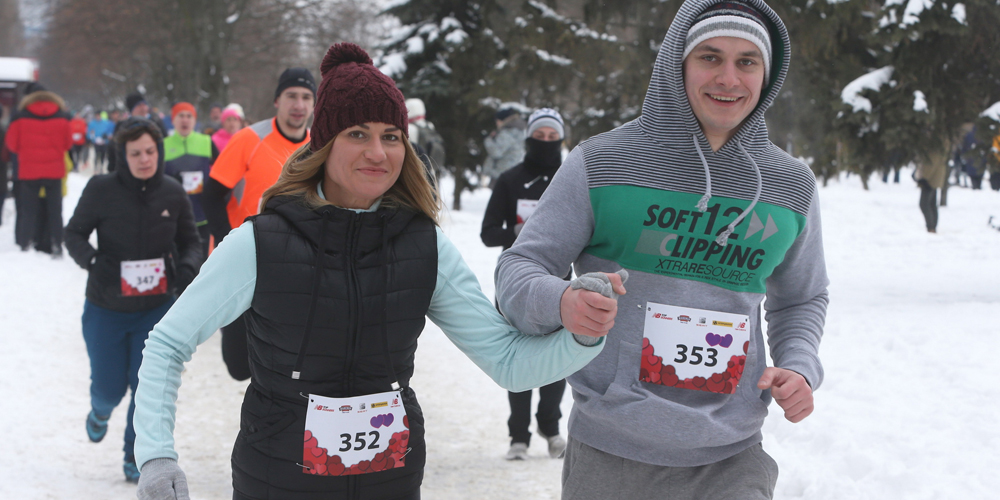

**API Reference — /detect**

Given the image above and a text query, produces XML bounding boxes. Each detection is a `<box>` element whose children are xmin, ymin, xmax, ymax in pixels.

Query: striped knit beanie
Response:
<box><xmin>526</xmin><ymin>108</ymin><xmax>565</xmax><ymax>140</ymax></box>
<box><xmin>682</xmin><ymin>1</ymin><xmax>772</xmax><ymax>84</ymax></box>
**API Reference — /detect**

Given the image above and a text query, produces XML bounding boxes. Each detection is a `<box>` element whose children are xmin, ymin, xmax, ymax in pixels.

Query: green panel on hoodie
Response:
<box><xmin>585</xmin><ymin>185</ymin><xmax>806</xmax><ymax>293</ymax></box>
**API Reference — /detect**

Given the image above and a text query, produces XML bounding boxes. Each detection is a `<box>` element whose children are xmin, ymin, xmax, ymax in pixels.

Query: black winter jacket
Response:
<box><xmin>481</xmin><ymin>155</ymin><xmax>560</xmax><ymax>250</ymax></box>
<box><xmin>233</xmin><ymin>195</ymin><xmax>437</xmax><ymax>499</ymax></box>
<box><xmin>65</xmin><ymin>139</ymin><xmax>203</xmax><ymax>312</ymax></box>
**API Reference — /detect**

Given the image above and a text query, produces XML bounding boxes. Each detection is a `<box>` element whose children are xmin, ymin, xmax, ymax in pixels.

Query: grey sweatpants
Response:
<box><xmin>561</xmin><ymin>436</ymin><xmax>778</xmax><ymax>500</ymax></box>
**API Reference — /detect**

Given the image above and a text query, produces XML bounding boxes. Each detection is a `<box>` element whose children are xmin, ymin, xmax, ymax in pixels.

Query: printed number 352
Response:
<box><xmin>339</xmin><ymin>431</ymin><xmax>380</xmax><ymax>452</ymax></box>
<box><xmin>674</xmin><ymin>345</ymin><xmax>718</xmax><ymax>367</ymax></box>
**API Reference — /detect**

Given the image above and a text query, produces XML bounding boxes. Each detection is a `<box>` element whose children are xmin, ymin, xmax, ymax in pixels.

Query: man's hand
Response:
<box><xmin>757</xmin><ymin>367</ymin><xmax>813</xmax><ymax>423</ymax></box>
<box><xmin>560</xmin><ymin>271</ymin><xmax>627</xmax><ymax>338</ymax></box>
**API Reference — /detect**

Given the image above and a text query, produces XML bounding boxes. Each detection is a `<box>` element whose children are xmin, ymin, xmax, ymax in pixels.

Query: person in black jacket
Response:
<box><xmin>481</xmin><ymin>108</ymin><xmax>570</xmax><ymax>461</ymax></box>
<box><xmin>64</xmin><ymin>117</ymin><xmax>202</xmax><ymax>483</ymax></box>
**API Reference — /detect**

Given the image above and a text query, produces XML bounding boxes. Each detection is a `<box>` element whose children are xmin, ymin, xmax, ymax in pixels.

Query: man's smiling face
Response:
<box><xmin>683</xmin><ymin>36</ymin><xmax>766</xmax><ymax>150</ymax></box>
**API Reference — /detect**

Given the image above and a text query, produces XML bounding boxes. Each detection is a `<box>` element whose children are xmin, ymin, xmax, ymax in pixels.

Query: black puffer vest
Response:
<box><xmin>232</xmin><ymin>195</ymin><xmax>437</xmax><ymax>500</ymax></box>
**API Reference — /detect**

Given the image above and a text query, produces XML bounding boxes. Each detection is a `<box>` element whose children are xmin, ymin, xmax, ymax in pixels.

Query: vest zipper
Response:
<box><xmin>342</xmin><ymin>215</ymin><xmax>364</xmax><ymax>395</ymax></box>
<box><xmin>343</xmin><ymin>215</ymin><xmax>364</xmax><ymax>500</ymax></box>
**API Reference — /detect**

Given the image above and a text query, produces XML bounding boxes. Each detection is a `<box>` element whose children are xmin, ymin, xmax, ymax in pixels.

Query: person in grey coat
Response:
<box><xmin>495</xmin><ymin>1</ymin><xmax>828</xmax><ymax>498</ymax></box>
<box><xmin>482</xmin><ymin>108</ymin><xmax>525</xmax><ymax>187</ymax></box>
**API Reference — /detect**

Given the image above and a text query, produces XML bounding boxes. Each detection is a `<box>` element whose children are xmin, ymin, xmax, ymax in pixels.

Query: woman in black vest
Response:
<box><xmin>64</xmin><ymin>118</ymin><xmax>202</xmax><ymax>482</ymax></box>
<box><xmin>134</xmin><ymin>44</ymin><xmax>607</xmax><ymax>500</ymax></box>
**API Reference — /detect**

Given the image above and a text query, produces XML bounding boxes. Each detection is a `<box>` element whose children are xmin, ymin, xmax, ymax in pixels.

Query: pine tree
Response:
<box><xmin>766</xmin><ymin>0</ymin><xmax>877</xmax><ymax>186</ymax></box>
<box><xmin>835</xmin><ymin>0</ymin><xmax>1000</xmax><ymax>190</ymax></box>
<box><xmin>379</xmin><ymin>0</ymin><xmax>507</xmax><ymax>209</ymax></box>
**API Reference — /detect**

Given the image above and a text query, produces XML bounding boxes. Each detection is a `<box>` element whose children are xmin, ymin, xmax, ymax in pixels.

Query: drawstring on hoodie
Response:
<box><xmin>692</xmin><ymin>136</ymin><xmax>762</xmax><ymax>247</ymax></box>
<box><xmin>291</xmin><ymin>213</ymin><xmax>330</xmax><ymax>380</ymax></box>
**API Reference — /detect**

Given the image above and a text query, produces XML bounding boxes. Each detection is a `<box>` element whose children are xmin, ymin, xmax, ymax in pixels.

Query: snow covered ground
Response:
<box><xmin>1</xmin><ymin>168</ymin><xmax>998</xmax><ymax>499</ymax></box>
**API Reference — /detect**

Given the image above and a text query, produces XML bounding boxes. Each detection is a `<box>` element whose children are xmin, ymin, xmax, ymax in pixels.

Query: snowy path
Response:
<box><xmin>1</xmin><ymin>171</ymin><xmax>998</xmax><ymax>499</ymax></box>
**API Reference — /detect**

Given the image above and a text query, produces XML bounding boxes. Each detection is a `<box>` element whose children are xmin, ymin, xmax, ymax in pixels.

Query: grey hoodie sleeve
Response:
<box><xmin>763</xmin><ymin>191</ymin><xmax>829</xmax><ymax>390</ymax></box>
<box><xmin>495</xmin><ymin>147</ymin><xmax>594</xmax><ymax>334</ymax></box>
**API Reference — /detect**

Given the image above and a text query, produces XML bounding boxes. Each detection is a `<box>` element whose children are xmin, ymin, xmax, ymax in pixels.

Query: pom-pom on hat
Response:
<box><xmin>682</xmin><ymin>1</ymin><xmax>773</xmax><ymax>84</ymax></box>
<box><xmin>309</xmin><ymin>43</ymin><xmax>408</xmax><ymax>152</ymax></box>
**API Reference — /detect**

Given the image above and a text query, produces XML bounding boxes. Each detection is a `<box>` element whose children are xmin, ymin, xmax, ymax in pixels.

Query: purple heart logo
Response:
<box><xmin>383</xmin><ymin>413</ymin><xmax>394</xmax><ymax>427</ymax></box>
<box><xmin>719</xmin><ymin>334</ymin><xmax>734</xmax><ymax>348</ymax></box>
<box><xmin>705</xmin><ymin>333</ymin><xmax>721</xmax><ymax>346</ymax></box>
<box><xmin>371</xmin><ymin>414</ymin><xmax>385</xmax><ymax>428</ymax></box>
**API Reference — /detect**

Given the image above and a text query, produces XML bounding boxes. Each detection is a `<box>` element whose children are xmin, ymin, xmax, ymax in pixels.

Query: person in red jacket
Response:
<box><xmin>70</xmin><ymin>112</ymin><xmax>89</xmax><ymax>171</ymax></box>
<box><xmin>4</xmin><ymin>86</ymin><xmax>73</xmax><ymax>255</ymax></box>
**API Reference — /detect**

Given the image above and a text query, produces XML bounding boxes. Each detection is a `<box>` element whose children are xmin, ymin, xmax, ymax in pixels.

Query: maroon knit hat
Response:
<box><xmin>310</xmin><ymin>43</ymin><xmax>408</xmax><ymax>152</ymax></box>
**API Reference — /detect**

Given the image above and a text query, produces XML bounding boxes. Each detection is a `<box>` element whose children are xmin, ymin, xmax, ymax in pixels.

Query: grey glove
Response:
<box><xmin>136</xmin><ymin>458</ymin><xmax>190</xmax><ymax>500</ymax></box>
<box><xmin>568</xmin><ymin>269</ymin><xmax>629</xmax><ymax>346</ymax></box>
<box><xmin>570</xmin><ymin>269</ymin><xmax>628</xmax><ymax>299</ymax></box>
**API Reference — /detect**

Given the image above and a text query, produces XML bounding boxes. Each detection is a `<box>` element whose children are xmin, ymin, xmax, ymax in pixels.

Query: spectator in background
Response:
<box><xmin>203</xmin><ymin>102</ymin><xmax>223</xmax><ymax>135</ymax></box>
<box><xmin>991</xmin><ymin>133</ymin><xmax>1000</xmax><ymax>191</ymax></box>
<box><xmin>915</xmin><ymin>150</ymin><xmax>948</xmax><ymax>233</ymax></box>
<box><xmin>210</xmin><ymin>103</ymin><xmax>245</xmax><ymax>152</ymax></box>
<box><xmin>70</xmin><ymin>111</ymin><xmax>89</xmax><ymax>171</ymax></box>
<box><xmin>483</xmin><ymin>107</ymin><xmax>526</xmax><ymax>188</ymax></box>
<box><xmin>481</xmin><ymin>108</ymin><xmax>570</xmax><ymax>461</ymax></box>
<box><xmin>0</xmin><ymin>107</ymin><xmax>7</xmax><ymax>225</ymax></box>
<box><xmin>954</xmin><ymin>124</ymin><xmax>986</xmax><ymax>190</ymax></box>
<box><xmin>88</xmin><ymin>111</ymin><xmax>115</xmax><ymax>173</ymax></box>
<box><xmin>108</xmin><ymin>92</ymin><xmax>168</xmax><ymax>172</ymax></box>
<box><xmin>4</xmin><ymin>84</ymin><xmax>72</xmax><ymax>256</ymax></box>
<box><xmin>406</xmin><ymin>97</ymin><xmax>446</xmax><ymax>183</ymax></box>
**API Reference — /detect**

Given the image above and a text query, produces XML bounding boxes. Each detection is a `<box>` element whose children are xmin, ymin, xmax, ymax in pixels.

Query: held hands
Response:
<box><xmin>136</xmin><ymin>458</ymin><xmax>190</xmax><ymax>500</ymax></box>
<box><xmin>560</xmin><ymin>270</ymin><xmax>628</xmax><ymax>338</ymax></box>
<box><xmin>757</xmin><ymin>367</ymin><xmax>814</xmax><ymax>423</ymax></box>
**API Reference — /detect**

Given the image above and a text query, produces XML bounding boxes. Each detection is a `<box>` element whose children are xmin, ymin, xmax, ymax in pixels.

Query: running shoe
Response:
<box><xmin>538</xmin><ymin>430</ymin><xmax>566</xmax><ymax>459</ymax></box>
<box><xmin>86</xmin><ymin>410</ymin><xmax>109</xmax><ymax>443</ymax></box>
<box><xmin>123</xmin><ymin>456</ymin><xmax>141</xmax><ymax>483</ymax></box>
<box><xmin>505</xmin><ymin>442</ymin><xmax>529</xmax><ymax>460</ymax></box>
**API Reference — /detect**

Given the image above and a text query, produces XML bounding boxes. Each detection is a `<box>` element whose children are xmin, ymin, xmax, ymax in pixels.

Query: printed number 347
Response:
<box><xmin>674</xmin><ymin>345</ymin><xmax>718</xmax><ymax>367</ymax></box>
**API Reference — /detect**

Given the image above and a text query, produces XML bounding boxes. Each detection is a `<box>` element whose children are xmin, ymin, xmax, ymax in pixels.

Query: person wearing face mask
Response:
<box><xmin>64</xmin><ymin>117</ymin><xmax>202</xmax><ymax>483</ymax></box>
<box><xmin>481</xmin><ymin>108</ymin><xmax>569</xmax><ymax>461</ymax></box>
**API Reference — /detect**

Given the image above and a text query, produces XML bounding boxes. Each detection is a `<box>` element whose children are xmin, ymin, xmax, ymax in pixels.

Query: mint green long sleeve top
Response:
<box><xmin>133</xmin><ymin>208</ymin><xmax>603</xmax><ymax>469</ymax></box>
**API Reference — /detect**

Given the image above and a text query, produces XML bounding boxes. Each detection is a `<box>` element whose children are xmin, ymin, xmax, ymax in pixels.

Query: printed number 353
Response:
<box><xmin>674</xmin><ymin>345</ymin><xmax>718</xmax><ymax>367</ymax></box>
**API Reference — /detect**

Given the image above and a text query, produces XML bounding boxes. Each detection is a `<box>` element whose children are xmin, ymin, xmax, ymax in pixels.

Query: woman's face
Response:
<box><xmin>223</xmin><ymin>115</ymin><xmax>242</xmax><ymax>135</ymax></box>
<box><xmin>125</xmin><ymin>133</ymin><xmax>158</xmax><ymax>180</ymax></box>
<box><xmin>323</xmin><ymin>122</ymin><xmax>405</xmax><ymax>210</ymax></box>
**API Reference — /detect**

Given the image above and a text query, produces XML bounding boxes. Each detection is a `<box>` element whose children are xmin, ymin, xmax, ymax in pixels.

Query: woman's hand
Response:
<box><xmin>136</xmin><ymin>458</ymin><xmax>190</xmax><ymax>500</ymax></box>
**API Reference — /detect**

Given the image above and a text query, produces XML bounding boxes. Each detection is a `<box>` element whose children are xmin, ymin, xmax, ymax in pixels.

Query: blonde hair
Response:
<box><xmin>260</xmin><ymin>137</ymin><xmax>441</xmax><ymax>223</ymax></box>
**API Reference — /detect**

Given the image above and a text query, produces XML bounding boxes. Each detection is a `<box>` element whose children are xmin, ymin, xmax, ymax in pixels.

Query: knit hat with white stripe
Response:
<box><xmin>682</xmin><ymin>1</ymin><xmax>772</xmax><ymax>84</ymax></box>
<box><xmin>526</xmin><ymin>108</ymin><xmax>565</xmax><ymax>140</ymax></box>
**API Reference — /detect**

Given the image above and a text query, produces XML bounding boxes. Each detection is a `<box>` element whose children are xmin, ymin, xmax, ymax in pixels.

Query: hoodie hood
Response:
<box><xmin>116</xmin><ymin>135</ymin><xmax>166</xmax><ymax>191</ymax></box>
<box><xmin>639</xmin><ymin>0</ymin><xmax>789</xmax><ymax>154</ymax></box>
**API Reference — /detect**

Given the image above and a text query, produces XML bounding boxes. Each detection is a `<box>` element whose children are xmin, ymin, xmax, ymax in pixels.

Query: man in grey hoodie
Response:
<box><xmin>495</xmin><ymin>0</ymin><xmax>827</xmax><ymax>498</ymax></box>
